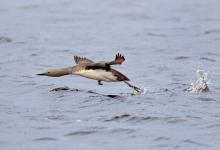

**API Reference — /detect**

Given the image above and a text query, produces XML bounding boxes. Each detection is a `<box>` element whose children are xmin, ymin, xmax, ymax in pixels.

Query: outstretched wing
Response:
<box><xmin>78</xmin><ymin>53</ymin><xmax>125</xmax><ymax>71</ymax></box>
<box><xmin>84</xmin><ymin>53</ymin><xmax>125</xmax><ymax>70</ymax></box>
<box><xmin>74</xmin><ymin>56</ymin><xmax>94</xmax><ymax>64</ymax></box>
<box><xmin>107</xmin><ymin>53</ymin><xmax>125</xmax><ymax>65</ymax></box>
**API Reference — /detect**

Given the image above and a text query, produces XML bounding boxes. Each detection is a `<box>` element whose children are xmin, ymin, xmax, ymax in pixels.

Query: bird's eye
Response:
<box><xmin>48</xmin><ymin>72</ymin><xmax>50</xmax><ymax>74</ymax></box>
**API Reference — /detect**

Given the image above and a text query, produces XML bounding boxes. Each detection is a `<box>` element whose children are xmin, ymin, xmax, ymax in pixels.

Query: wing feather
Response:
<box><xmin>107</xmin><ymin>53</ymin><xmax>125</xmax><ymax>65</ymax></box>
<box><xmin>74</xmin><ymin>56</ymin><xmax>94</xmax><ymax>64</ymax></box>
<box><xmin>75</xmin><ymin>53</ymin><xmax>125</xmax><ymax>67</ymax></box>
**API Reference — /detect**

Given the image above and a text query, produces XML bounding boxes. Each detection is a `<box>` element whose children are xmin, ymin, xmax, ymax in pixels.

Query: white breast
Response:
<box><xmin>74</xmin><ymin>69</ymin><xmax>118</xmax><ymax>82</ymax></box>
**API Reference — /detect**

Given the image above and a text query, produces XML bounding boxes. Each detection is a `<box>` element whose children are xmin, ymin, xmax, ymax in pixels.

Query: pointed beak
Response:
<box><xmin>37</xmin><ymin>72</ymin><xmax>47</xmax><ymax>76</ymax></box>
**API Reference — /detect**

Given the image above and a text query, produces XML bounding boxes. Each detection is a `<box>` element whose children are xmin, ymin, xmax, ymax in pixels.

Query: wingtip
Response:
<box><xmin>115</xmin><ymin>52</ymin><xmax>125</xmax><ymax>62</ymax></box>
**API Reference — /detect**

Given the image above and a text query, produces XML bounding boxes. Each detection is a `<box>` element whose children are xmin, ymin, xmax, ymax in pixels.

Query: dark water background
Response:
<box><xmin>0</xmin><ymin>0</ymin><xmax>220</xmax><ymax>149</ymax></box>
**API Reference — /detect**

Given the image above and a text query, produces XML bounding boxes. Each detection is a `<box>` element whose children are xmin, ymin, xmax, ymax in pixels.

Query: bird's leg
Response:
<box><xmin>98</xmin><ymin>80</ymin><xmax>103</xmax><ymax>85</ymax></box>
<box><xmin>123</xmin><ymin>81</ymin><xmax>141</xmax><ymax>93</ymax></box>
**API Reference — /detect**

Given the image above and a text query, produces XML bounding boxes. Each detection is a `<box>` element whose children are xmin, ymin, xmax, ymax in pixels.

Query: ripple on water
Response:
<box><xmin>105</xmin><ymin>114</ymin><xmax>186</xmax><ymax>124</ymax></box>
<box><xmin>146</xmin><ymin>32</ymin><xmax>167</xmax><ymax>37</ymax></box>
<box><xmin>197</xmin><ymin>97</ymin><xmax>217</xmax><ymax>102</ymax></box>
<box><xmin>174</xmin><ymin>56</ymin><xmax>190</xmax><ymax>60</ymax></box>
<box><xmin>203</xmin><ymin>30</ymin><xmax>220</xmax><ymax>35</ymax></box>
<box><xmin>181</xmin><ymin>139</ymin><xmax>208</xmax><ymax>147</ymax></box>
<box><xmin>32</xmin><ymin>126</ymin><xmax>53</xmax><ymax>130</ymax></box>
<box><xmin>33</xmin><ymin>137</ymin><xmax>57</xmax><ymax>141</ymax></box>
<box><xmin>65</xmin><ymin>130</ymin><xmax>96</xmax><ymax>136</ymax></box>
<box><xmin>206</xmin><ymin>52</ymin><xmax>219</xmax><ymax>56</ymax></box>
<box><xmin>50</xmin><ymin>86</ymin><xmax>72</xmax><ymax>91</ymax></box>
<box><xmin>0</xmin><ymin>37</ymin><xmax>12</xmax><ymax>44</ymax></box>
<box><xmin>46</xmin><ymin>115</ymin><xmax>65</xmax><ymax>120</ymax></box>
<box><xmin>154</xmin><ymin>137</ymin><xmax>171</xmax><ymax>141</ymax></box>
<box><xmin>108</xmin><ymin>128</ymin><xmax>136</xmax><ymax>134</ymax></box>
<box><xmin>206</xmin><ymin>123</ymin><xmax>220</xmax><ymax>129</ymax></box>
<box><xmin>199</xmin><ymin>57</ymin><xmax>216</xmax><ymax>62</ymax></box>
<box><xmin>30</xmin><ymin>53</ymin><xmax>38</xmax><ymax>57</ymax></box>
<box><xmin>104</xmin><ymin>114</ymin><xmax>131</xmax><ymax>121</ymax></box>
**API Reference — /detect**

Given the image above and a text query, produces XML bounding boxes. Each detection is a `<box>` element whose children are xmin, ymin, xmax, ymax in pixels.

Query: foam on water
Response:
<box><xmin>185</xmin><ymin>70</ymin><xmax>209</xmax><ymax>93</ymax></box>
<box><xmin>132</xmin><ymin>87</ymin><xmax>147</xmax><ymax>95</ymax></box>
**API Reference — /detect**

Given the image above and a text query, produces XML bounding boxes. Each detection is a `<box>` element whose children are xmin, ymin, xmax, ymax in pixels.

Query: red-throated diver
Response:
<box><xmin>37</xmin><ymin>53</ymin><xmax>141</xmax><ymax>92</ymax></box>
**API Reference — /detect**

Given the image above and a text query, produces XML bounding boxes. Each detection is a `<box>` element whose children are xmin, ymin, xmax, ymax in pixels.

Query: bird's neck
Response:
<box><xmin>51</xmin><ymin>67</ymin><xmax>73</xmax><ymax>77</ymax></box>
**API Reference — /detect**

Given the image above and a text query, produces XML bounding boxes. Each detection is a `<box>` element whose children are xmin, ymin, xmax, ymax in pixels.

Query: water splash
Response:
<box><xmin>185</xmin><ymin>70</ymin><xmax>209</xmax><ymax>93</ymax></box>
<box><xmin>132</xmin><ymin>87</ymin><xmax>147</xmax><ymax>95</ymax></box>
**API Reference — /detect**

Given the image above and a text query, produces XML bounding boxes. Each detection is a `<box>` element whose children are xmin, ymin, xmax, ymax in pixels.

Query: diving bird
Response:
<box><xmin>37</xmin><ymin>53</ymin><xmax>141</xmax><ymax>92</ymax></box>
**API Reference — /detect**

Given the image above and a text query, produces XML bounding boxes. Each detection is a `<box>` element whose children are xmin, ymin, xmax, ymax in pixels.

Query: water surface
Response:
<box><xmin>0</xmin><ymin>0</ymin><xmax>220</xmax><ymax>150</ymax></box>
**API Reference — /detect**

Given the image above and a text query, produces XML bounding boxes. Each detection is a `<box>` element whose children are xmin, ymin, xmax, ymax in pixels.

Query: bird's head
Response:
<box><xmin>37</xmin><ymin>69</ymin><xmax>70</xmax><ymax>77</ymax></box>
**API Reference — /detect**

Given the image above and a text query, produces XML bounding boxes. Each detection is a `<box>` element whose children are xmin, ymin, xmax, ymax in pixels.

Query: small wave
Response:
<box><xmin>182</xmin><ymin>139</ymin><xmax>207</xmax><ymax>146</ymax></box>
<box><xmin>105</xmin><ymin>114</ymin><xmax>186</xmax><ymax>123</ymax></box>
<box><xmin>203</xmin><ymin>30</ymin><xmax>220</xmax><ymax>35</ymax></box>
<box><xmin>174</xmin><ymin>56</ymin><xmax>190</xmax><ymax>60</ymax></box>
<box><xmin>154</xmin><ymin>137</ymin><xmax>170</xmax><ymax>141</ymax></box>
<box><xmin>206</xmin><ymin>123</ymin><xmax>220</xmax><ymax>129</ymax></box>
<box><xmin>184</xmin><ymin>70</ymin><xmax>209</xmax><ymax>93</ymax></box>
<box><xmin>50</xmin><ymin>86</ymin><xmax>71</xmax><ymax>91</ymax></box>
<box><xmin>146</xmin><ymin>32</ymin><xmax>167</xmax><ymax>37</ymax></box>
<box><xmin>105</xmin><ymin>114</ymin><xmax>131</xmax><ymax>121</ymax></box>
<box><xmin>33</xmin><ymin>137</ymin><xmax>57</xmax><ymax>141</ymax></box>
<box><xmin>207</xmin><ymin>52</ymin><xmax>219</xmax><ymax>56</ymax></box>
<box><xmin>108</xmin><ymin>128</ymin><xmax>135</xmax><ymax>134</ymax></box>
<box><xmin>65</xmin><ymin>130</ymin><xmax>96</xmax><ymax>136</ymax></box>
<box><xmin>200</xmin><ymin>57</ymin><xmax>216</xmax><ymax>62</ymax></box>
<box><xmin>0</xmin><ymin>36</ymin><xmax>12</xmax><ymax>44</ymax></box>
<box><xmin>46</xmin><ymin>115</ymin><xmax>65</xmax><ymax>120</ymax></box>
<box><xmin>197</xmin><ymin>97</ymin><xmax>216</xmax><ymax>102</ymax></box>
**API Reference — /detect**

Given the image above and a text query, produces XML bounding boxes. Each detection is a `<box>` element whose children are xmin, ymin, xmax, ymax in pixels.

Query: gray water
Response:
<box><xmin>1</xmin><ymin>0</ymin><xmax>220</xmax><ymax>150</ymax></box>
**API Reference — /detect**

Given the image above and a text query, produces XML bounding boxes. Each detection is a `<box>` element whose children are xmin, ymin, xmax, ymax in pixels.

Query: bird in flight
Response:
<box><xmin>37</xmin><ymin>53</ymin><xmax>141</xmax><ymax>92</ymax></box>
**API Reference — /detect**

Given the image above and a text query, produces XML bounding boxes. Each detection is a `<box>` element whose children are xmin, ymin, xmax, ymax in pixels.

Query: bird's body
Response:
<box><xmin>37</xmin><ymin>53</ymin><xmax>141</xmax><ymax>92</ymax></box>
<box><xmin>71</xmin><ymin>61</ymin><xmax>129</xmax><ymax>82</ymax></box>
<box><xmin>74</xmin><ymin>68</ymin><xmax>118</xmax><ymax>82</ymax></box>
